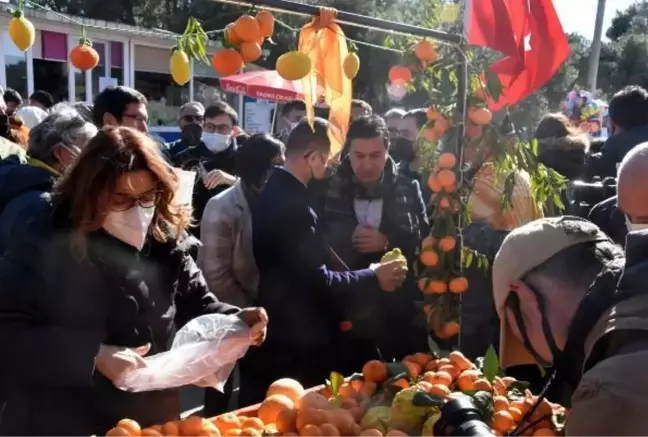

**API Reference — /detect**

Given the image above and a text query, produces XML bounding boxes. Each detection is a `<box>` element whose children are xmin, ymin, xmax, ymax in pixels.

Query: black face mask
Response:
<box><xmin>389</xmin><ymin>137</ymin><xmax>415</xmax><ymax>164</ymax></box>
<box><xmin>181</xmin><ymin>123</ymin><xmax>203</xmax><ymax>147</ymax></box>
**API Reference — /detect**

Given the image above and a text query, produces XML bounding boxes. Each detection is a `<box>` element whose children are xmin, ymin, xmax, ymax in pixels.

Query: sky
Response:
<box><xmin>554</xmin><ymin>0</ymin><xmax>636</xmax><ymax>40</ymax></box>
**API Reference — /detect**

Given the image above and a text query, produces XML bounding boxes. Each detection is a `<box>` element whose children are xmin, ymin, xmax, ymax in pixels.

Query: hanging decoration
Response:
<box><xmin>169</xmin><ymin>47</ymin><xmax>191</xmax><ymax>86</ymax></box>
<box><xmin>8</xmin><ymin>0</ymin><xmax>35</xmax><ymax>52</ymax></box>
<box><xmin>297</xmin><ymin>7</ymin><xmax>352</xmax><ymax>158</ymax></box>
<box><xmin>276</xmin><ymin>51</ymin><xmax>311</xmax><ymax>81</ymax></box>
<box><xmin>69</xmin><ymin>29</ymin><xmax>99</xmax><ymax>71</ymax></box>
<box><xmin>342</xmin><ymin>49</ymin><xmax>360</xmax><ymax>80</ymax></box>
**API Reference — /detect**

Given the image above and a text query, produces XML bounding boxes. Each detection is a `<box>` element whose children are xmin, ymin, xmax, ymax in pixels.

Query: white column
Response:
<box><xmin>66</xmin><ymin>34</ymin><xmax>76</xmax><ymax>102</ymax></box>
<box><xmin>85</xmin><ymin>69</ymin><xmax>92</xmax><ymax>103</ymax></box>
<box><xmin>26</xmin><ymin>45</ymin><xmax>34</xmax><ymax>96</ymax></box>
<box><xmin>189</xmin><ymin>58</ymin><xmax>194</xmax><ymax>101</ymax></box>
<box><xmin>105</xmin><ymin>40</ymin><xmax>111</xmax><ymax>78</ymax></box>
<box><xmin>121</xmin><ymin>39</ymin><xmax>129</xmax><ymax>86</ymax></box>
<box><xmin>128</xmin><ymin>40</ymin><xmax>136</xmax><ymax>87</ymax></box>
<box><xmin>0</xmin><ymin>31</ymin><xmax>7</xmax><ymax>90</ymax></box>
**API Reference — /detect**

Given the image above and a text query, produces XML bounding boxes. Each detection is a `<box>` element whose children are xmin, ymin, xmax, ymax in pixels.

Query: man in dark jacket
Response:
<box><xmin>597</xmin><ymin>85</ymin><xmax>648</xmax><ymax>178</ymax></box>
<box><xmin>0</xmin><ymin>107</ymin><xmax>97</xmax><ymax>252</ymax></box>
<box><xmin>167</xmin><ymin>101</ymin><xmax>205</xmax><ymax>158</ymax></box>
<box><xmin>588</xmin><ymin>195</ymin><xmax>626</xmax><ymax>246</ymax></box>
<box><xmin>318</xmin><ymin>115</ymin><xmax>429</xmax><ymax>360</ymax></box>
<box><xmin>170</xmin><ymin>101</ymin><xmax>242</xmax><ymax>237</ymax></box>
<box><xmin>239</xmin><ymin>117</ymin><xmax>409</xmax><ymax>405</ymax></box>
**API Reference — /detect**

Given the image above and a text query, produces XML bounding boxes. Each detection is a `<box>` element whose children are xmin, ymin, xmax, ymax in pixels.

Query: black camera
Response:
<box><xmin>566</xmin><ymin>176</ymin><xmax>617</xmax><ymax>218</ymax></box>
<box><xmin>433</xmin><ymin>397</ymin><xmax>495</xmax><ymax>436</ymax></box>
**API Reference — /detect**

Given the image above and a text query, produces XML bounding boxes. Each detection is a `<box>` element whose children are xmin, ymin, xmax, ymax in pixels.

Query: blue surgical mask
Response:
<box><xmin>202</xmin><ymin>132</ymin><xmax>231</xmax><ymax>153</ymax></box>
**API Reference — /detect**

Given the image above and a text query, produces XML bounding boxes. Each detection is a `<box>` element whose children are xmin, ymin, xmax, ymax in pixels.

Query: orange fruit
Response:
<box><xmin>358</xmin><ymin>380</ymin><xmax>378</xmax><ymax>397</ymax></box>
<box><xmin>267</xmin><ymin>378</ymin><xmax>306</xmax><ymax>403</ymax></box>
<box><xmin>212</xmin><ymin>49</ymin><xmax>244</xmax><ymax>76</ymax></box>
<box><xmin>240</xmin><ymin>429</ymin><xmax>262</xmax><ymax>437</ymax></box>
<box><xmin>325</xmin><ymin>409</ymin><xmax>356</xmax><ymax>436</ymax></box>
<box><xmin>468</xmin><ymin>107</ymin><xmax>493</xmax><ymax>125</ymax></box>
<box><xmin>438</xmin><ymin>236</ymin><xmax>456</xmax><ymax>253</ymax></box>
<box><xmin>448</xmin><ymin>351</ymin><xmax>472</xmax><ymax>371</ymax></box>
<box><xmin>150</xmin><ymin>425</ymin><xmax>163</xmax><ymax>433</ymax></box>
<box><xmin>240</xmin><ymin>417</ymin><xmax>264</xmax><ymax>431</ymax></box>
<box><xmin>338</xmin><ymin>382</ymin><xmax>355</xmax><ymax>398</ymax></box>
<box><xmin>117</xmin><ymin>419</ymin><xmax>142</xmax><ymax>436</ymax></box>
<box><xmin>492</xmin><ymin>410</ymin><xmax>514</xmax><ymax>433</ymax></box>
<box><xmin>417</xmin><ymin>380</ymin><xmax>434</xmax><ymax>392</ymax></box>
<box><xmin>429</xmin><ymin>370</ymin><xmax>453</xmax><ymax>386</ymax></box>
<box><xmin>429</xmin><ymin>384</ymin><xmax>451</xmax><ymax>397</ymax></box>
<box><xmin>419</xmin><ymin>250</ymin><xmax>439</xmax><ymax>267</ymax></box>
<box><xmin>439</xmin><ymin>321</ymin><xmax>460</xmax><ymax>338</ymax></box>
<box><xmin>141</xmin><ymin>429</ymin><xmax>163</xmax><ymax>437</ymax></box>
<box><xmin>436</xmin><ymin>169</ymin><xmax>456</xmax><ymax>189</ymax></box>
<box><xmin>428</xmin><ymin>280</ymin><xmax>448</xmax><ymax>294</ymax></box>
<box><xmin>161</xmin><ymin>421</ymin><xmax>180</xmax><ymax>436</ymax></box>
<box><xmin>362</xmin><ymin>360</ymin><xmax>388</xmax><ymax>383</ymax></box>
<box><xmin>421</xmin><ymin>236</ymin><xmax>436</xmax><ymax>250</ymax></box>
<box><xmin>437</xmin><ymin>358</ymin><xmax>452</xmax><ymax>367</ymax></box>
<box><xmin>320</xmin><ymin>423</ymin><xmax>341</xmax><ymax>436</ymax></box>
<box><xmin>214</xmin><ymin>414</ymin><xmax>242</xmax><ymax>433</ymax></box>
<box><xmin>438</xmin><ymin>153</ymin><xmax>457</xmax><ymax>169</ymax></box>
<box><xmin>224</xmin><ymin>430</ymin><xmax>243</xmax><ymax>437</ymax></box>
<box><xmin>434</xmin><ymin>118</ymin><xmax>451</xmax><ymax>134</ymax></box>
<box><xmin>473</xmin><ymin>378</ymin><xmax>493</xmax><ymax>391</ymax></box>
<box><xmin>70</xmin><ymin>41</ymin><xmax>100</xmax><ymax>72</ymax></box>
<box><xmin>423</xmin><ymin>128</ymin><xmax>440</xmax><ymax>143</ymax></box>
<box><xmin>438</xmin><ymin>364</ymin><xmax>460</xmax><ymax>380</ymax></box>
<box><xmin>300</xmin><ymin>424</ymin><xmax>322</xmax><ymax>436</ymax></box>
<box><xmin>388</xmin><ymin>66</ymin><xmax>412</xmax><ymax>85</ymax></box>
<box><xmin>412</xmin><ymin>352</ymin><xmax>433</xmax><ymax>367</ymax></box>
<box><xmin>427</xmin><ymin>174</ymin><xmax>442</xmax><ymax>193</ymax></box>
<box><xmin>181</xmin><ymin>417</ymin><xmax>210</xmax><ymax>437</ymax></box>
<box><xmin>457</xmin><ymin>369</ymin><xmax>481</xmax><ymax>391</ymax></box>
<box><xmin>402</xmin><ymin>360</ymin><xmax>423</xmax><ymax>378</ymax></box>
<box><xmin>233</xmin><ymin>15</ymin><xmax>261</xmax><ymax>42</ymax></box>
<box><xmin>8</xmin><ymin>13</ymin><xmax>35</xmax><ymax>51</ymax></box>
<box><xmin>392</xmin><ymin>378</ymin><xmax>410</xmax><ymax>389</ymax></box>
<box><xmin>258</xmin><ymin>394</ymin><xmax>295</xmax><ymax>425</ymax></box>
<box><xmin>296</xmin><ymin>408</ymin><xmax>327</xmax><ymax>431</ymax></box>
<box><xmin>295</xmin><ymin>392</ymin><xmax>331</xmax><ymax>411</ymax></box>
<box><xmin>535</xmin><ymin>398</ymin><xmax>553</xmax><ymax>417</ymax></box>
<box><xmin>414</xmin><ymin>39</ymin><xmax>437</xmax><ymax>63</ymax></box>
<box><xmin>426</xmin><ymin>107</ymin><xmax>440</xmax><ymax>121</ymax></box>
<box><xmin>508</xmin><ymin>406</ymin><xmax>523</xmax><ymax>422</ymax></box>
<box><xmin>360</xmin><ymin>429</ymin><xmax>384</xmax><ymax>436</ymax></box>
<box><xmin>385</xmin><ymin>431</ymin><xmax>409</xmax><ymax>436</ymax></box>
<box><xmin>276</xmin><ymin>51</ymin><xmax>311</xmax><ymax>81</ymax></box>
<box><xmin>256</xmin><ymin>10</ymin><xmax>275</xmax><ymax>37</ymax></box>
<box><xmin>494</xmin><ymin>396</ymin><xmax>510</xmax><ymax>411</ymax></box>
<box><xmin>239</xmin><ymin>42</ymin><xmax>262</xmax><ymax>62</ymax></box>
<box><xmin>439</xmin><ymin>196</ymin><xmax>451</xmax><ymax>209</ymax></box>
<box><xmin>449</xmin><ymin>277</ymin><xmax>469</xmax><ymax>294</ymax></box>
<box><xmin>276</xmin><ymin>408</ymin><xmax>298</xmax><ymax>433</ymax></box>
<box><xmin>106</xmin><ymin>428</ymin><xmax>131</xmax><ymax>437</ymax></box>
<box><xmin>224</xmin><ymin>23</ymin><xmax>244</xmax><ymax>46</ymax></box>
<box><xmin>425</xmin><ymin>360</ymin><xmax>438</xmax><ymax>372</ymax></box>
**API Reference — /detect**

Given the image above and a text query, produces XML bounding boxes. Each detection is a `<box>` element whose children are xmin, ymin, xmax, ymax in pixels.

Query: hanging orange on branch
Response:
<box><xmin>343</xmin><ymin>52</ymin><xmax>360</xmax><ymax>79</ymax></box>
<box><xmin>239</xmin><ymin>41</ymin><xmax>262</xmax><ymax>62</ymax></box>
<box><xmin>414</xmin><ymin>39</ymin><xmax>437</xmax><ymax>63</ymax></box>
<box><xmin>8</xmin><ymin>7</ymin><xmax>34</xmax><ymax>51</ymax></box>
<box><xmin>255</xmin><ymin>10</ymin><xmax>275</xmax><ymax>38</ymax></box>
<box><xmin>468</xmin><ymin>107</ymin><xmax>493</xmax><ymax>125</ymax></box>
<box><xmin>233</xmin><ymin>15</ymin><xmax>262</xmax><ymax>42</ymax></box>
<box><xmin>70</xmin><ymin>37</ymin><xmax>99</xmax><ymax>72</ymax></box>
<box><xmin>388</xmin><ymin>65</ymin><xmax>412</xmax><ymax>85</ymax></box>
<box><xmin>212</xmin><ymin>48</ymin><xmax>244</xmax><ymax>76</ymax></box>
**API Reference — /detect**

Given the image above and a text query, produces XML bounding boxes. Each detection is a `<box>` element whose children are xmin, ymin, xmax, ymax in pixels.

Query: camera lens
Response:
<box><xmin>433</xmin><ymin>397</ymin><xmax>495</xmax><ymax>436</ymax></box>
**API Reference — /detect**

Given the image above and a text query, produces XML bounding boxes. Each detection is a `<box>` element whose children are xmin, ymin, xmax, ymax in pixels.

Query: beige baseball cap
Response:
<box><xmin>492</xmin><ymin>216</ymin><xmax>611</xmax><ymax>368</ymax></box>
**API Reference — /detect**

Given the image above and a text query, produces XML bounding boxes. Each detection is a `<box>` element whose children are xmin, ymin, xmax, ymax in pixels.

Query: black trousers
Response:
<box><xmin>203</xmin><ymin>367</ymin><xmax>236</xmax><ymax>417</ymax></box>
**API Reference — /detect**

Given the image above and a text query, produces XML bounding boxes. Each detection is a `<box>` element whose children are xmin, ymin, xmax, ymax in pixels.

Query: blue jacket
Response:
<box><xmin>0</xmin><ymin>156</ymin><xmax>56</xmax><ymax>253</ymax></box>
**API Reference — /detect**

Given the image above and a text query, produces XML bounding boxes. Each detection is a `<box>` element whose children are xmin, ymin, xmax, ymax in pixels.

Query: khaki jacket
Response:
<box><xmin>198</xmin><ymin>181</ymin><xmax>259</xmax><ymax>307</ymax></box>
<box><xmin>566</xmin><ymin>231</ymin><xmax>648</xmax><ymax>435</ymax></box>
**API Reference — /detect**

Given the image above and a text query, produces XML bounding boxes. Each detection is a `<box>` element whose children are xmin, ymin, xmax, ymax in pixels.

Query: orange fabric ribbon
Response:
<box><xmin>298</xmin><ymin>7</ymin><xmax>352</xmax><ymax>159</ymax></box>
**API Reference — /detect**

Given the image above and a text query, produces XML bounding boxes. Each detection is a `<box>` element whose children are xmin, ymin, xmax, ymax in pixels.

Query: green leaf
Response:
<box><xmin>506</xmin><ymin>380</ymin><xmax>531</xmax><ymax>399</ymax></box>
<box><xmin>412</xmin><ymin>391</ymin><xmax>446</xmax><ymax>407</ymax></box>
<box><xmin>482</xmin><ymin>345</ymin><xmax>499</xmax><ymax>383</ymax></box>
<box><xmin>485</xmin><ymin>70</ymin><xmax>503</xmax><ymax>102</ymax></box>
<box><xmin>470</xmin><ymin>391</ymin><xmax>494</xmax><ymax>424</ymax></box>
<box><xmin>328</xmin><ymin>371</ymin><xmax>344</xmax><ymax>396</ymax></box>
<box><xmin>385</xmin><ymin>362</ymin><xmax>408</xmax><ymax>378</ymax></box>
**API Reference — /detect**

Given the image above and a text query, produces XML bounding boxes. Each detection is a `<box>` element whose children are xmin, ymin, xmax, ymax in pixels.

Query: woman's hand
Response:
<box><xmin>95</xmin><ymin>343</ymin><xmax>150</xmax><ymax>382</ymax></box>
<box><xmin>237</xmin><ymin>307</ymin><xmax>268</xmax><ymax>346</ymax></box>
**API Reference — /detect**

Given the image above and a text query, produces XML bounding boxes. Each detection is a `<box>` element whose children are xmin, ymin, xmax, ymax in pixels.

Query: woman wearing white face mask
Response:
<box><xmin>0</xmin><ymin>126</ymin><xmax>268</xmax><ymax>436</ymax></box>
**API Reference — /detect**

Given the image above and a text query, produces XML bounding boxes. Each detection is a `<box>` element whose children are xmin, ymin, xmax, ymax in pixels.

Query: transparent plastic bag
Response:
<box><xmin>115</xmin><ymin>313</ymin><xmax>253</xmax><ymax>393</ymax></box>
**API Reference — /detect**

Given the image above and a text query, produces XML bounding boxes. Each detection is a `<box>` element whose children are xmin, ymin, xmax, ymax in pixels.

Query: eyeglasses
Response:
<box><xmin>110</xmin><ymin>190</ymin><xmax>163</xmax><ymax>212</ymax></box>
<box><xmin>204</xmin><ymin>122</ymin><xmax>234</xmax><ymax>135</ymax></box>
<box><xmin>182</xmin><ymin>115</ymin><xmax>204</xmax><ymax>123</ymax></box>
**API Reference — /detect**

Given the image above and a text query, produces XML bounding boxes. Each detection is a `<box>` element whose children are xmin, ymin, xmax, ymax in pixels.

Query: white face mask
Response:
<box><xmin>103</xmin><ymin>205</ymin><xmax>156</xmax><ymax>251</ymax></box>
<box><xmin>202</xmin><ymin>132</ymin><xmax>231</xmax><ymax>153</ymax></box>
<box><xmin>625</xmin><ymin>216</ymin><xmax>648</xmax><ymax>232</ymax></box>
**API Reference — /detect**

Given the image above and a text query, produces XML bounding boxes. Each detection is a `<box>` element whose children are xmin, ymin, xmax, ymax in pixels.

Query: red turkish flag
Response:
<box><xmin>465</xmin><ymin>0</ymin><xmax>570</xmax><ymax>110</ymax></box>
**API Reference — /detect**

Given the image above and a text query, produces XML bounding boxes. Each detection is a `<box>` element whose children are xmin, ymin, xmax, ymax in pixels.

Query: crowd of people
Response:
<box><xmin>0</xmin><ymin>81</ymin><xmax>647</xmax><ymax>435</ymax></box>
